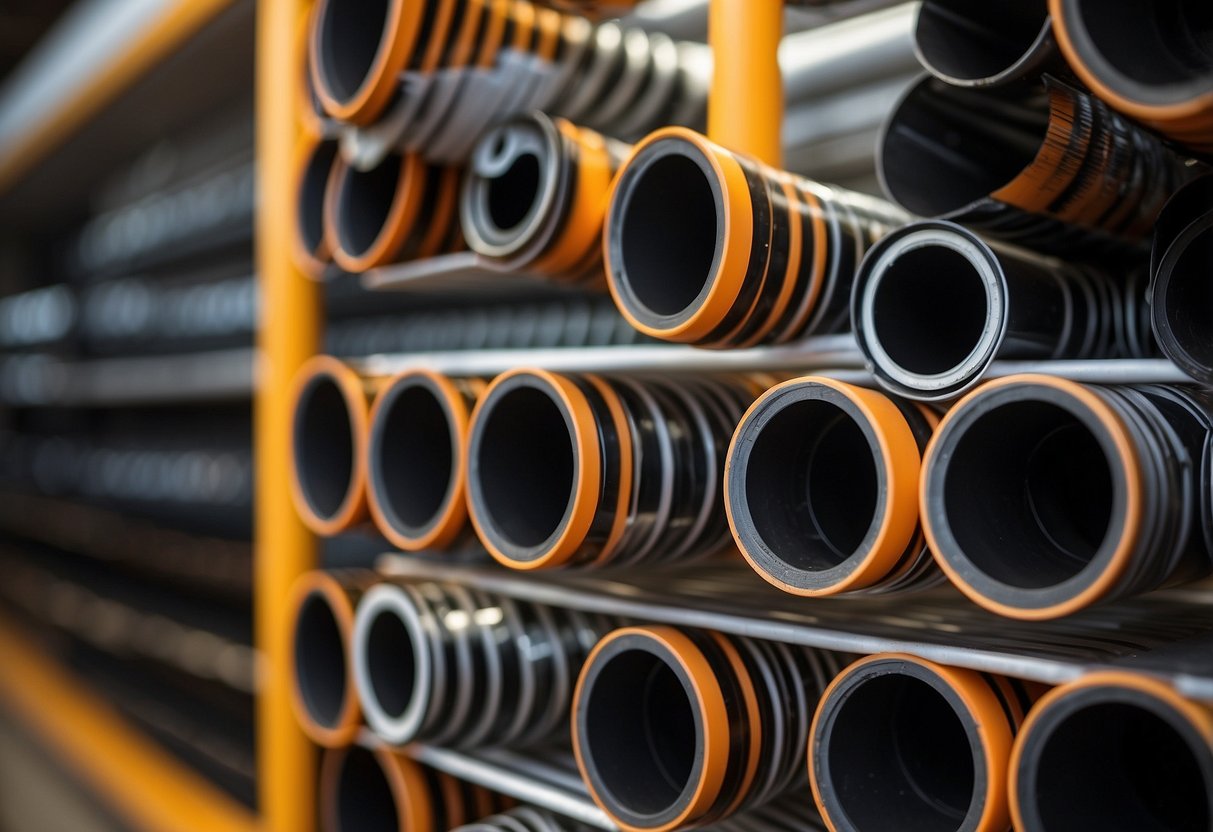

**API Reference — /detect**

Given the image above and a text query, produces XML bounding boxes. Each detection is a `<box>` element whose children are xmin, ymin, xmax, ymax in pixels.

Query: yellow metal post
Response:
<box><xmin>255</xmin><ymin>1</ymin><xmax>322</xmax><ymax>831</ymax></box>
<box><xmin>707</xmin><ymin>0</ymin><xmax>784</xmax><ymax>167</ymax></box>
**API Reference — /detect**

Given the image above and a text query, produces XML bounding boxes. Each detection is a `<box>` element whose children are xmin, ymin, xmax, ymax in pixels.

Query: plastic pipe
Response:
<box><xmin>292</xmin><ymin>135</ymin><xmax>339</xmax><ymax>279</ymax></box>
<box><xmin>914</xmin><ymin>0</ymin><xmax>1058</xmax><ymax>87</ymax></box>
<box><xmin>1150</xmin><ymin>175</ymin><xmax>1213</xmax><ymax>385</ymax></box>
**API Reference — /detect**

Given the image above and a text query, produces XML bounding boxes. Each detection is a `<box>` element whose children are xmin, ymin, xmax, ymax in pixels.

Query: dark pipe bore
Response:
<box><xmin>294</xmin><ymin>591</ymin><xmax>348</xmax><ymax>730</ymax></box>
<box><xmin>1159</xmin><ymin>226</ymin><xmax>1213</xmax><ymax>379</ymax></box>
<box><xmin>1015</xmin><ymin>680</ymin><xmax>1213</xmax><ymax>832</ymax></box>
<box><xmin>297</xmin><ymin>139</ymin><xmax>339</xmax><ymax>260</ymax></box>
<box><xmin>314</xmin><ymin>0</ymin><xmax>391</xmax><ymax>105</ymax></box>
<box><xmin>616</xmin><ymin>151</ymin><xmax>718</xmax><ymax>319</ymax></box>
<box><xmin>370</xmin><ymin>379</ymin><xmax>456</xmax><ymax>540</ymax></box>
<box><xmin>335</xmin><ymin>153</ymin><xmax>402</xmax><ymax>259</ymax></box>
<box><xmin>471</xmin><ymin>383</ymin><xmax>574</xmax><ymax>552</ymax></box>
<box><xmin>820</xmin><ymin>673</ymin><xmax>976</xmax><ymax>830</ymax></box>
<box><xmin>293</xmin><ymin>372</ymin><xmax>355</xmax><ymax>522</ymax></box>
<box><xmin>915</xmin><ymin>0</ymin><xmax>1054</xmax><ymax>86</ymax></box>
<box><xmin>360</xmin><ymin>598</ymin><xmax>420</xmax><ymax>727</ymax></box>
<box><xmin>487</xmin><ymin>153</ymin><xmax>542</xmax><ymax>233</ymax></box>
<box><xmin>331</xmin><ymin>745</ymin><xmax>400</xmax><ymax>832</ymax></box>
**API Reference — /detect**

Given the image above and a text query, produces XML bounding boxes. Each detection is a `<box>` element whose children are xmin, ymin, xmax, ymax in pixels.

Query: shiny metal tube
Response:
<box><xmin>1150</xmin><ymin>175</ymin><xmax>1213</xmax><ymax>384</ymax></box>
<box><xmin>466</xmin><ymin>369</ymin><xmax>757</xmax><ymax>569</ymax></box>
<box><xmin>574</xmin><ymin>624</ymin><xmax>844</xmax><ymax>829</ymax></box>
<box><xmin>1011</xmin><ymin>671</ymin><xmax>1213</xmax><ymax>832</ymax></box>
<box><xmin>810</xmin><ymin>653</ymin><xmax>1038</xmax><ymax>832</ymax></box>
<box><xmin>352</xmin><ymin>579</ymin><xmax>617</xmax><ymax>748</ymax></box>
<box><xmin>367</xmin><ymin>371</ymin><xmax>485</xmax><ymax>552</ymax></box>
<box><xmin>727</xmin><ymin>376</ymin><xmax>943</xmax><ymax>596</ymax></box>
<box><xmin>879</xmin><ymin>76</ymin><xmax>1194</xmax><ymax>255</ymax></box>
<box><xmin>922</xmin><ymin>375</ymin><xmax>1213</xmax><ymax>619</ymax></box>
<box><xmin>852</xmin><ymin>220</ymin><xmax>1146</xmax><ymax>401</ymax></box>
<box><xmin>605</xmin><ymin>128</ymin><xmax>906</xmax><ymax>348</ymax></box>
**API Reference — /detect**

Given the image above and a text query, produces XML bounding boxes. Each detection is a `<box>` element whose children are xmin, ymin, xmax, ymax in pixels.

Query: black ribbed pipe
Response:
<box><xmin>1151</xmin><ymin>176</ymin><xmax>1213</xmax><ymax>384</ymax></box>
<box><xmin>923</xmin><ymin>376</ymin><xmax>1213</xmax><ymax>619</ymax></box>
<box><xmin>852</xmin><ymin>220</ymin><xmax>1138</xmax><ymax>400</ymax></box>
<box><xmin>575</xmin><ymin>624</ymin><xmax>843</xmax><ymax>830</ymax></box>
<box><xmin>353</xmin><ymin>580</ymin><xmax>617</xmax><ymax>749</ymax></box>
<box><xmin>1012</xmin><ymin>672</ymin><xmax>1213</xmax><ymax>832</ymax></box>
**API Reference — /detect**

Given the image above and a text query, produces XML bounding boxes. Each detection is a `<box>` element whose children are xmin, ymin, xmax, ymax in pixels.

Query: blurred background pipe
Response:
<box><xmin>878</xmin><ymin>77</ymin><xmax>1195</xmax><ymax>256</ymax></box>
<box><xmin>1150</xmin><ymin>175</ymin><xmax>1213</xmax><ymax>384</ymax></box>
<box><xmin>852</xmin><ymin>220</ymin><xmax>1148</xmax><ymax>401</ymax></box>
<box><xmin>1050</xmin><ymin>0</ymin><xmax>1213</xmax><ymax>155</ymax></box>
<box><xmin>604</xmin><ymin>128</ymin><xmax>906</xmax><ymax>348</ymax></box>
<box><xmin>367</xmin><ymin>371</ymin><xmax>485</xmax><ymax>552</ymax></box>
<box><xmin>462</xmin><ymin>113</ymin><xmax>628</xmax><ymax>285</ymax></box>
<box><xmin>289</xmin><ymin>356</ymin><xmax>385</xmax><ymax>536</ymax></box>
<box><xmin>727</xmin><ymin>376</ymin><xmax>943</xmax><ymax>596</ymax></box>
<box><xmin>466</xmin><ymin>369</ymin><xmax>756</xmax><ymax>569</ymax></box>
<box><xmin>320</xmin><ymin>742</ymin><xmax>510</xmax><ymax>832</ymax></box>
<box><xmin>1011</xmin><ymin>671</ymin><xmax>1213</xmax><ymax>832</ymax></box>
<box><xmin>353</xmin><ymin>580</ymin><xmax>617</xmax><ymax>748</ymax></box>
<box><xmin>810</xmin><ymin>653</ymin><xmax>1037</xmax><ymax>832</ymax></box>
<box><xmin>913</xmin><ymin>0</ymin><xmax>1059</xmax><ymax>88</ymax></box>
<box><xmin>293</xmin><ymin>135</ymin><xmax>340</xmax><ymax>278</ymax></box>
<box><xmin>287</xmin><ymin>568</ymin><xmax>377</xmax><ymax>747</ymax></box>
<box><xmin>574</xmin><ymin>624</ymin><xmax>844</xmax><ymax>830</ymax></box>
<box><xmin>922</xmin><ymin>375</ymin><xmax>1213</xmax><ymax>619</ymax></box>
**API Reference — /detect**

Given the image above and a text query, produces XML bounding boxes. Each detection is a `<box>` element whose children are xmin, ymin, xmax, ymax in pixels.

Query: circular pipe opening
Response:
<box><xmin>869</xmin><ymin>246</ymin><xmax>992</xmax><ymax>377</ymax></box>
<box><xmin>293</xmin><ymin>373</ymin><xmax>355</xmax><ymax>521</ymax></box>
<box><xmin>744</xmin><ymin>399</ymin><xmax>878</xmax><ymax>571</ymax></box>
<box><xmin>940</xmin><ymin>398</ymin><xmax>1114</xmax><ymax>589</ymax></box>
<box><xmin>372</xmin><ymin>381</ymin><xmax>456</xmax><ymax>535</ymax></box>
<box><xmin>1160</xmin><ymin>226</ymin><xmax>1213</xmax><ymax>377</ymax></box>
<box><xmin>617</xmin><ymin>152</ymin><xmax>718</xmax><ymax>318</ymax></box>
<box><xmin>584</xmin><ymin>649</ymin><xmax>698</xmax><ymax>818</ymax></box>
<box><xmin>315</xmin><ymin>0</ymin><xmax>391</xmax><ymax>104</ymax></box>
<box><xmin>361</xmin><ymin>604</ymin><xmax>421</xmax><ymax>722</ymax></box>
<box><xmin>487</xmin><ymin>153</ymin><xmax>541</xmax><ymax>233</ymax></box>
<box><xmin>915</xmin><ymin>0</ymin><xmax>1049</xmax><ymax>84</ymax></box>
<box><xmin>1031</xmin><ymin>700</ymin><xmax>1212</xmax><ymax>831</ymax></box>
<box><xmin>294</xmin><ymin>591</ymin><xmax>348</xmax><ymax>729</ymax></box>
<box><xmin>336</xmin><ymin>154</ymin><xmax>402</xmax><ymax>258</ymax></box>
<box><xmin>824</xmin><ymin>673</ymin><xmax>976</xmax><ymax>831</ymax></box>
<box><xmin>333</xmin><ymin>746</ymin><xmax>401</xmax><ymax>832</ymax></box>
<box><xmin>473</xmin><ymin>384</ymin><xmax>574</xmax><ymax>550</ymax></box>
<box><xmin>1066</xmin><ymin>0</ymin><xmax>1213</xmax><ymax>98</ymax></box>
<box><xmin>299</xmin><ymin>141</ymin><xmax>339</xmax><ymax>255</ymax></box>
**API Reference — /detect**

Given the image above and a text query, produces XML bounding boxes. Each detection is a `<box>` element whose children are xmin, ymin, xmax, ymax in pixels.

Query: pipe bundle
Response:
<box><xmin>604</xmin><ymin>127</ymin><xmax>907</xmax><ymax>347</ymax></box>
<box><xmin>726</xmin><ymin>376</ymin><xmax>943</xmax><ymax>596</ymax></box>
<box><xmin>573</xmin><ymin>624</ymin><xmax>844</xmax><ymax>830</ymax></box>
<box><xmin>922</xmin><ymin>374</ymin><xmax>1213</xmax><ymax>619</ymax></box>
<box><xmin>851</xmin><ymin>220</ymin><xmax>1153</xmax><ymax>400</ymax></box>
<box><xmin>466</xmin><ymin>369</ymin><xmax>757</xmax><ymax>569</ymax></box>
<box><xmin>1150</xmin><ymin>175</ymin><xmax>1213</xmax><ymax>384</ymax></box>
<box><xmin>320</xmin><ymin>743</ymin><xmax>512</xmax><ymax>832</ymax></box>
<box><xmin>462</xmin><ymin>112</ymin><xmax>628</xmax><ymax>285</ymax></box>
<box><xmin>352</xmin><ymin>580</ymin><xmax>617</xmax><ymax>748</ymax></box>
<box><xmin>809</xmin><ymin>653</ymin><xmax>1037</xmax><ymax>832</ymax></box>
<box><xmin>308</xmin><ymin>0</ymin><xmax>707</xmax><ymax>150</ymax></box>
<box><xmin>1011</xmin><ymin>672</ymin><xmax>1213</xmax><ymax>832</ymax></box>
<box><xmin>879</xmin><ymin>76</ymin><xmax>1194</xmax><ymax>255</ymax></box>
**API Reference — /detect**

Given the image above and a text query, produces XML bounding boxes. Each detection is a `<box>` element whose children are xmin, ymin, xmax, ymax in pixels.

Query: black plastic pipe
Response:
<box><xmin>353</xmin><ymin>579</ymin><xmax>616</xmax><ymax>749</ymax></box>
<box><xmin>879</xmin><ymin>76</ymin><xmax>1193</xmax><ymax>256</ymax></box>
<box><xmin>292</xmin><ymin>136</ymin><xmax>339</xmax><ymax>278</ymax></box>
<box><xmin>367</xmin><ymin>371</ymin><xmax>483</xmax><ymax>552</ymax></box>
<box><xmin>466</xmin><ymin>369</ymin><xmax>753</xmax><ymax>569</ymax></box>
<box><xmin>1050</xmin><ymin>0</ymin><xmax>1213</xmax><ymax>154</ymax></box>
<box><xmin>810</xmin><ymin>653</ymin><xmax>1036</xmax><ymax>832</ymax></box>
<box><xmin>852</xmin><ymin>220</ymin><xmax>1138</xmax><ymax>400</ymax></box>
<box><xmin>287</xmin><ymin>568</ymin><xmax>375</xmax><ymax>747</ymax></box>
<box><xmin>914</xmin><ymin>0</ymin><xmax>1058</xmax><ymax>87</ymax></box>
<box><xmin>605</xmin><ymin>127</ymin><xmax>906</xmax><ymax>347</ymax></box>
<box><xmin>727</xmin><ymin>376</ymin><xmax>941</xmax><ymax>596</ymax></box>
<box><xmin>1151</xmin><ymin>176</ymin><xmax>1213</xmax><ymax>384</ymax></box>
<box><xmin>1012</xmin><ymin>671</ymin><xmax>1213</xmax><ymax>832</ymax></box>
<box><xmin>574</xmin><ymin>624</ymin><xmax>844</xmax><ymax>830</ymax></box>
<box><xmin>922</xmin><ymin>375</ymin><xmax>1213</xmax><ymax>619</ymax></box>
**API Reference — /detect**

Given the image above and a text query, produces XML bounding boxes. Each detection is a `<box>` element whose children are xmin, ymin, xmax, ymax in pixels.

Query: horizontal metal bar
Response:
<box><xmin>377</xmin><ymin>556</ymin><xmax>1213</xmax><ymax>702</ymax></box>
